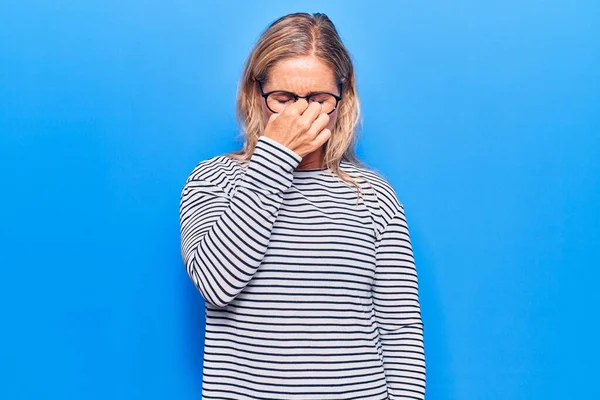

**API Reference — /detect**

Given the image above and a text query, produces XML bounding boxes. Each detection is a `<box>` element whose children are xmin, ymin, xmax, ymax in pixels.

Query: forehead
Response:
<box><xmin>266</xmin><ymin>55</ymin><xmax>337</xmax><ymax>94</ymax></box>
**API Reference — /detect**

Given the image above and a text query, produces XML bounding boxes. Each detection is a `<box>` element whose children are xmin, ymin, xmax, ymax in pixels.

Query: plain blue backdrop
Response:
<box><xmin>1</xmin><ymin>1</ymin><xmax>599</xmax><ymax>399</ymax></box>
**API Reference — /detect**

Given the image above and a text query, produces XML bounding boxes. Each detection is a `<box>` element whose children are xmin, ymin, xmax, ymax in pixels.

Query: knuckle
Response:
<box><xmin>297</xmin><ymin>119</ymin><xmax>310</xmax><ymax>131</ymax></box>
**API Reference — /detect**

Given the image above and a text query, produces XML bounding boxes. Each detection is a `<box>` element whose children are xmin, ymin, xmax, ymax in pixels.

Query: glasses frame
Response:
<box><xmin>257</xmin><ymin>80</ymin><xmax>343</xmax><ymax>115</ymax></box>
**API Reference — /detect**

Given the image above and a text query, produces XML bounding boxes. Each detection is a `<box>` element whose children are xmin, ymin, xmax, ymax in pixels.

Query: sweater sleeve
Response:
<box><xmin>372</xmin><ymin>203</ymin><xmax>426</xmax><ymax>400</ymax></box>
<box><xmin>179</xmin><ymin>135</ymin><xmax>302</xmax><ymax>308</ymax></box>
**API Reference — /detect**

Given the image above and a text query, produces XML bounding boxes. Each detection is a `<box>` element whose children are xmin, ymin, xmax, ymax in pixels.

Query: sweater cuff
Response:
<box><xmin>239</xmin><ymin>135</ymin><xmax>302</xmax><ymax>194</ymax></box>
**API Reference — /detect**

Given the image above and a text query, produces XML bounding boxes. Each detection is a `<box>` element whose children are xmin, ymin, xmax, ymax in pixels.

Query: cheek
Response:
<box><xmin>327</xmin><ymin>111</ymin><xmax>338</xmax><ymax>131</ymax></box>
<box><xmin>260</xmin><ymin>103</ymin><xmax>272</xmax><ymax>124</ymax></box>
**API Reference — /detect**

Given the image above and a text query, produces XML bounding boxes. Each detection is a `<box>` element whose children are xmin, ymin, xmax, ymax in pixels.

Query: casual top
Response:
<box><xmin>179</xmin><ymin>135</ymin><xmax>426</xmax><ymax>400</ymax></box>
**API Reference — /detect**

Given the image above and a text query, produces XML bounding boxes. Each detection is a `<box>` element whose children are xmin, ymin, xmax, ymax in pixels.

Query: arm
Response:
<box><xmin>179</xmin><ymin>135</ymin><xmax>302</xmax><ymax>307</ymax></box>
<box><xmin>373</xmin><ymin>203</ymin><xmax>426</xmax><ymax>399</ymax></box>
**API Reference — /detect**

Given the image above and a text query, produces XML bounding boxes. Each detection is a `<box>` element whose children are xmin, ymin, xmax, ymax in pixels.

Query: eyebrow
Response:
<box><xmin>272</xmin><ymin>88</ymin><xmax>336</xmax><ymax>94</ymax></box>
<box><xmin>259</xmin><ymin>80</ymin><xmax>342</xmax><ymax>97</ymax></box>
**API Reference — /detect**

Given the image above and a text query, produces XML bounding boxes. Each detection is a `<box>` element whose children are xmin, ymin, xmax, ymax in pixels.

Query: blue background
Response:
<box><xmin>1</xmin><ymin>1</ymin><xmax>599</xmax><ymax>399</ymax></box>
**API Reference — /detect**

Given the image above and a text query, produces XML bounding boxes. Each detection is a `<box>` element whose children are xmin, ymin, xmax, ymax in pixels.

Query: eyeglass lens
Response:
<box><xmin>267</xmin><ymin>92</ymin><xmax>337</xmax><ymax>114</ymax></box>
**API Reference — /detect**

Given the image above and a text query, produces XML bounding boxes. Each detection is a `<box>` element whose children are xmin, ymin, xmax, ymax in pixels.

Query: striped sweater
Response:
<box><xmin>179</xmin><ymin>135</ymin><xmax>426</xmax><ymax>399</ymax></box>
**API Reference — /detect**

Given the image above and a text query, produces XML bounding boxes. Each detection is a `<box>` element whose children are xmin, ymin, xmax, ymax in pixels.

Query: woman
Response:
<box><xmin>179</xmin><ymin>12</ymin><xmax>426</xmax><ymax>400</ymax></box>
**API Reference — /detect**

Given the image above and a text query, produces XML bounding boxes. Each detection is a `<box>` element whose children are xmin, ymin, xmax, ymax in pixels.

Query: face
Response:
<box><xmin>258</xmin><ymin>55</ymin><xmax>340</xmax><ymax>132</ymax></box>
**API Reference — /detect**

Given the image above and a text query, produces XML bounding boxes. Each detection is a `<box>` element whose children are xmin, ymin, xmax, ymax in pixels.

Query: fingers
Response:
<box><xmin>299</xmin><ymin>101</ymin><xmax>323</xmax><ymax>126</ymax></box>
<box><xmin>284</xmin><ymin>97</ymin><xmax>310</xmax><ymax>116</ymax></box>
<box><xmin>283</xmin><ymin>98</ymin><xmax>322</xmax><ymax>119</ymax></box>
<box><xmin>312</xmin><ymin>128</ymin><xmax>332</xmax><ymax>148</ymax></box>
<box><xmin>267</xmin><ymin>97</ymin><xmax>331</xmax><ymax>157</ymax></box>
<box><xmin>279</xmin><ymin>99</ymin><xmax>323</xmax><ymax>135</ymax></box>
<box><xmin>304</xmin><ymin>112</ymin><xmax>330</xmax><ymax>139</ymax></box>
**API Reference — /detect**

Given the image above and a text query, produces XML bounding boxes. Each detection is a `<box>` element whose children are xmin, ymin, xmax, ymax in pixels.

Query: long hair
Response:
<box><xmin>226</xmin><ymin>12</ymin><xmax>368</xmax><ymax>201</ymax></box>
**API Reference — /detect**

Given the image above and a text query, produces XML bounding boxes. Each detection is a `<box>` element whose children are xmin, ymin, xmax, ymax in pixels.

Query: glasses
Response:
<box><xmin>257</xmin><ymin>80</ymin><xmax>342</xmax><ymax>115</ymax></box>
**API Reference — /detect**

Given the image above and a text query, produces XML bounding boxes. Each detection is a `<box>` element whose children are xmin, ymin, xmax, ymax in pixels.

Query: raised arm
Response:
<box><xmin>179</xmin><ymin>135</ymin><xmax>301</xmax><ymax>307</ymax></box>
<box><xmin>372</xmin><ymin>203</ymin><xmax>426</xmax><ymax>399</ymax></box>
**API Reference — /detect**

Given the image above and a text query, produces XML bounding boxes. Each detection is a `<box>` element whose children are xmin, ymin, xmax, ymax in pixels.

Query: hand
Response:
<box><xmin>262</xmin><ymin>98</ymin><xmax>332</xmax><ymax>158</ymax></box>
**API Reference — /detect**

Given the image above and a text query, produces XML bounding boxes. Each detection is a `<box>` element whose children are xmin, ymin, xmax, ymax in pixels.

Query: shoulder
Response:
<box><xmin>340</xmin><ymin>160</ymin><xmax>403</xmax><ymax>236</ymax></box>
<box><xmin>182</xmin><ymin>154</ymin><xmax>244</xmax><ymax>197</ymax></box>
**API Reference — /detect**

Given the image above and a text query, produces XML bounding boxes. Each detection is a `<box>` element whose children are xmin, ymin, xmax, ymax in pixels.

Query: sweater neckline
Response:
<box><xmin>228</xmin><ymin>156</ymin><xmax>333</xmax><ymax>177</ymax></box>
<box><xmin>293</xmin><ymin>166</ymin><xmax>329</xmax><ymax>176</ymax></box>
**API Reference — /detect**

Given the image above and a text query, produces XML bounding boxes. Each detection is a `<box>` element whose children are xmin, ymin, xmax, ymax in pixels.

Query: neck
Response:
<box><xmin>296</xmin><ymin>149</ymin><xmax>325</xmax><ymax>169</ymax></box>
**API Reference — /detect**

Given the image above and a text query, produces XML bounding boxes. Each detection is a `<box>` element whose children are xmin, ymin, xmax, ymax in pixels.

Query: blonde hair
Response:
<box><xmin>226</xmin><ymin>12</ymin><xmax>368</xmax><ymax>203</ymax></box>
